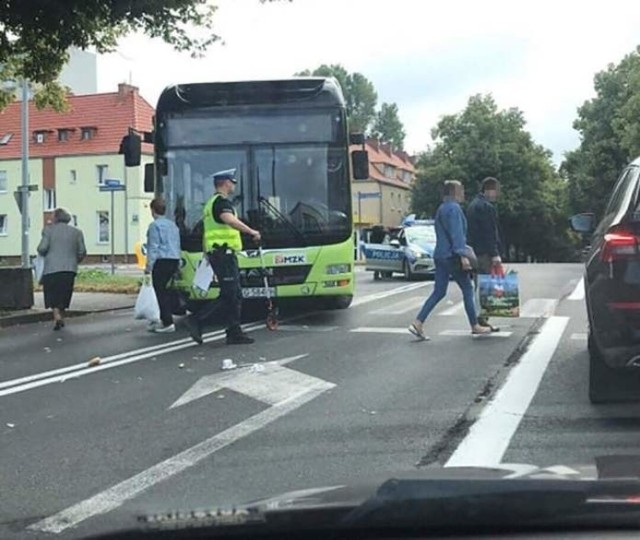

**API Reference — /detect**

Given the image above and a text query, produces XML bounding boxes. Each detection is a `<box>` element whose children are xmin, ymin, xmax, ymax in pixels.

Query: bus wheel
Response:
<box><xmin>373</xmin><ymin>271</ymin><xmax>381</xmax><ymax>281</ymax></box>
<box><xmin>324</xmin><ymin>295</ymin><xmax>353</xmax><ymax>310</ymax></box>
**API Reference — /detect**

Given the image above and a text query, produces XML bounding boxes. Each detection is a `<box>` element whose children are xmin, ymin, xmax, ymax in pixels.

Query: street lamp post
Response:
<box><xmin>20</xmin><ymin>78</ymin><xmax>30</xmax><ymax>269</ymax></box>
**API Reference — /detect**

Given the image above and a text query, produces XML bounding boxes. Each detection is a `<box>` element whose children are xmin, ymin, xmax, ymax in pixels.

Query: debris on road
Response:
<box><xmin>43</xmin><ymin>347</ymin><xmax>51</xmax><ymax>353</ymax></box>
<box><xmin>178</xmin><ymin>363</ymin><xmax>185</xmax><ymax>369</ymax></box>
<box><xmin>6</xmin><ymin>423</ymin><xmax>15</xmax><ymax>428</ymax></box>
<box><xmin>250</xmin><ymin>363</ymin><xmax>265</xmax><ymax>373</ymax></box>
<box><xmin>88</xmin><ymin>357</ymin><xmax>101</xmax><ymax>367</ymax></box>
<box><xmin>222</xmin><ymin>359</ymin><xmax>237</xmax><ymax>370</ymax></box>
<box><xmin>217</xmin><ymin>394</ymin><xmax>225</xmax><ymax>399</ymax></box>
<box><xmin>56</xmin><ymin>338</ymin><xmax>62</xmax><ymax>342</ymax></box>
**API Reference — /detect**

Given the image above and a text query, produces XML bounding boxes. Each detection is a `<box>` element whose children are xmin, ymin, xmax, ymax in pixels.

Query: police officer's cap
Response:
<box><xmin>212</xmin><ymin>168</ymin><xmax>237</xmax><ymax>184</ymax></box>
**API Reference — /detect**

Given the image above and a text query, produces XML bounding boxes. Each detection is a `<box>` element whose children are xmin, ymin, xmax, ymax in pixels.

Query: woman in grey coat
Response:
<box><xmin>37</xmin><ymin>208</ymin><xmax>87</xmax><ymax>330</ymax></box>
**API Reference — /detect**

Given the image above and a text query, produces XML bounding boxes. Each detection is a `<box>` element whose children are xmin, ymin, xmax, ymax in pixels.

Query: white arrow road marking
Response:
<box><xmin>170</xmin><ymin>354</ymin><xmax>310</xmax><ymax>408</ymax></box>
<box><xmin>439</xmin><ymin>330</ymin><xmax>513</xmax><ymax>338</ymax></box>
<box><xmin>29</xmin><ymin>359</ymin><xmax>335</xmax><ymax>535</ymax></box>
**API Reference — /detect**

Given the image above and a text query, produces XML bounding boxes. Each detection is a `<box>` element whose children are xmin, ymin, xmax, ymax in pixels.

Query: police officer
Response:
<box><xmin>187</xmin><ymin>168</ymin><xmax>261</xmax><ymax>345</ymax></box>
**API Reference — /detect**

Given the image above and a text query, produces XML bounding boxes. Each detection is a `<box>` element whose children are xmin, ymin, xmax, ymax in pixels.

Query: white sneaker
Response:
<box><xmin>153</xmin><ymin>324</ymin><xmax>176</xmax><ymax>334</ymax></box>
<box><xmin>147</xmin><ymin>321</ymin><xmax>160</xmax><ymax>332</ymax></box>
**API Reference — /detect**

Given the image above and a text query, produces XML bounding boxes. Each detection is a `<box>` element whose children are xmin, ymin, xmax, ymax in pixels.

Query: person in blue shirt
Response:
<box><xmin>145</xmin><ymin>197</ymin><xmax>182</xmax><ymax>333</ymax></box>
<box><xmin>409</xmin><ymin>180</ymin><xmax>491</xmax><ymax>340</ymax></box>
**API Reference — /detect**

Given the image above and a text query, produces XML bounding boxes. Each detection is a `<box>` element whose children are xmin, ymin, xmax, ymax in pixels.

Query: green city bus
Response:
<box><xmin>125</xmin><ymin>78</ymin><xmax>369</xmax><ymax>310</ymax></box>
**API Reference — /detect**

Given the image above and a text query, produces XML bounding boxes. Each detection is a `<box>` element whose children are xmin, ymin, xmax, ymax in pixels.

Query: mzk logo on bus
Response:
<box><xmin>274</xmin><ymin>253</ymin><xmax>307</xmax><ymax>265</ymax></box>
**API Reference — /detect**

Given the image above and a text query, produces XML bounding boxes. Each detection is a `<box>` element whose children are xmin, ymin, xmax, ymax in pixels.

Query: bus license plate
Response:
<box><xmin>242</xmin><ymin>287</ymin><xmax>276</xmax><ymax>298</ymax></box>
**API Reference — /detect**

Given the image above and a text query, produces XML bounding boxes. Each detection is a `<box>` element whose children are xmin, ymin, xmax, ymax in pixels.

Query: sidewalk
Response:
<box><xmin>0</xmin><ymin>292</ymin><xmax>137</xmax><ymax>328</ymax></box>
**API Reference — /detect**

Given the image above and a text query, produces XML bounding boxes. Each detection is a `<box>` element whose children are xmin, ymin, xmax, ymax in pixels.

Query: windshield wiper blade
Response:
<box><xmin>258</xmin><ymin>196</ymin><xmax>308</xmax><ymax>247</ymax></box>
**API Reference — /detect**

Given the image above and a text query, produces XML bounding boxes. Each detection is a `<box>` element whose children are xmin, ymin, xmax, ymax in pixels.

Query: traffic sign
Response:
<box><xmin>99</xmin><ymin>184</ymin><xmax>126</xmax><ymax>192</ymax></box>
<box><xmin>104</xmin><ymin>178</ymin><xmax>122</xmax><ymax>187</ymax></box>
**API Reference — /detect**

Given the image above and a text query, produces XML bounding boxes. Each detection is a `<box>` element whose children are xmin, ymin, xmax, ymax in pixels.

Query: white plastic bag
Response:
<box><xmin>134</xmin><ymin>278</ymin><xmax>160</xmax><ymax>321</ymax></box>
<box><xmin>192</xmin><ymin>255</ymin><xmax>214</xmax><ymax>294</ymax></box>
<box><xmin>33</xmin><ymin>255</ymin><xmax>45</xmax><ymax>283</ymax></box>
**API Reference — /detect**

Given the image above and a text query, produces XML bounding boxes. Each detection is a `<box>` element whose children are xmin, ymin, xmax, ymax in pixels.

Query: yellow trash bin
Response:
<box><xmin>134</xmin><ymin>241</ymin><xmax>147</xmax><ymax>270</ymax></box>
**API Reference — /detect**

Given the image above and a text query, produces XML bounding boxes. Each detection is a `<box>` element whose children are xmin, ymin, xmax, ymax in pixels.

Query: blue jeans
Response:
<box><xmin>416</xmin><ymin>257</ymin><xmax>478</xmax><ymax>326</ymax></box>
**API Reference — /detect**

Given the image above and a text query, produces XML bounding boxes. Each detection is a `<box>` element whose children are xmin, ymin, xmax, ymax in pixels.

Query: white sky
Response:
<box><xmin>98</xmin><ymin>0</ymin><xmax>640</xmax><ymax>164</ymax></box>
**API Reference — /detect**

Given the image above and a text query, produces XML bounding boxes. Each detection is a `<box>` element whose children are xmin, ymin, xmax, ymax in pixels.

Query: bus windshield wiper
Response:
<box><xmin>257</xmin><ymin>196</ymin><xmax>308</xmax><ymax>247</ymax></box>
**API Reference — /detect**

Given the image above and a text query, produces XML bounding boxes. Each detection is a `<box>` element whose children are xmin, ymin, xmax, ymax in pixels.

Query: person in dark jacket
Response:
<box><xmin>467</xmin><ymin>177</ymin><xmax>505</xmax><ymax>330</ymax></box>
<box><xmin>408</xmin><ymin>180</ymin><xmax>491</xmax><ymax>340</ymax></box>
<box><xmin>37</xmin><ymin>208</ymin><xmax>87</xmax><ymax>330</ymax></box>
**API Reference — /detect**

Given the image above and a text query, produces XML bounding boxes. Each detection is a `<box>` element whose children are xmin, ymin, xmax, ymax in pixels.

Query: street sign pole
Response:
<box><xmin>358</xmin><ymin>192</ymin><xmax>362</xmax><ymax>225</ymax></box>
<box><xmin>20</xmin><ymin>78</ymin><xmax>29</xmax><ymax>269</ymax></box>
<box><xmin>110</xmin><ymin>189</ymin><xmax>115</xmax><ymax>275</ymax></box>
<box><xmin>123</xmin><ymin>165</ymin><xmax>129</xmax><ymax>264</ymax></box>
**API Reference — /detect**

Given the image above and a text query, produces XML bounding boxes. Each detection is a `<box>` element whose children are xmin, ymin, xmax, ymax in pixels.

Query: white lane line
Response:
<box><xmin>370</xmin><ymin>296</ymin><xmax>426</xmax><ymax>315</ymax></box>
<box><xmin>350</xmin><ymin>327</ymin><xmax>409</xmax><ymax>334</ymax></box>
<box><xmin>29</xmin><ymin>382</ymin><xmax>334</xmax><ymax>534</ymax></box>
<box><xmin>351</xmin><ymin>282</ymin><xmax>429</xmax><ymax>307</ymax></box>
<box><xmin>0</xmin><ymin>324</ymin><xmax>263</xmax><ymax>398</ymax></box>
<box><xmin>276</xmin><ymin>325</ymin><xmax>338</xmax><ymax>332</ymax></box>
<box><xmin>568</xmin><ymin>277</ymin><xmax>585</xmax><ymax>301</ymax></box>
<box><xmin>570</xmin><ymin>332</ymin><xmax>588</xmax><ymax>341</ymax></box>
<box><xmin>439</xmin><ymin>330</ymin><xmax>513</xmax><ymax>338</ymax></box>
<box><xmin>519</xmin><ymin>298</ymin><xmax>558</xmax><ymax>319</ymax></box>
<box><xmin>445</xmin><ymin>316</ymin><xmax>569</xmax><ymax>468</ymax></box>
<box><xmin>440</xmin><ymin>301</ymin><xmax>464</xmax><ymax>316</ymax></box>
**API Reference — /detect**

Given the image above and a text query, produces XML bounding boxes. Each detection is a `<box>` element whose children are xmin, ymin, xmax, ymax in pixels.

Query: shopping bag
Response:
<box><xmin>33</xmin><ymin>255</ymin><xmax>45</xmax><ymax>283</ymax></box>
<box><xmin>192</xmin><ymin>255</ymin><xmax>214</xmax><ymax>294</ymax></box>
<box><xmin>134</xmin><ymin>278</ymin><xmax>160</xmax><ymax>321</ymax></box>
<box><xmin>478</xmin><ymin>271</ymin><xmax>520</xmax><ymax>318</ymax></box>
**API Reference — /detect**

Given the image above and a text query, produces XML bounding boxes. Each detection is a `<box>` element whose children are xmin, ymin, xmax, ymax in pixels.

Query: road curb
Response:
<box><xmin>0</xmin><ymin>304</ymin><xmax>135</xmax><ymax>329</ymax></box>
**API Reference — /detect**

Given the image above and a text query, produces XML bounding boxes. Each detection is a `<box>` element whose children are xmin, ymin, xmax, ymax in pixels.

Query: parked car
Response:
<box><xmin>363</xmin><ymin>219</ymin><xmax>436</xmax><ymax>281</ymax></box>
<box><xmin>571</xmin><ymin>158</ymin><xmax>640</xmax><ymax>403</ymax></box>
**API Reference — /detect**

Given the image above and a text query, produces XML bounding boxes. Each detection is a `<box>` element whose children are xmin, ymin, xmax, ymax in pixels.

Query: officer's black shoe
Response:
<box><xmin>226</xmin><ymin>333</ymin><xmax>255</xmax><ymax>345</ymax></box>
<box><xmin>186</xmin><ymin>316</ymin><xmax>203</xmax><ymax>345</ymax></box>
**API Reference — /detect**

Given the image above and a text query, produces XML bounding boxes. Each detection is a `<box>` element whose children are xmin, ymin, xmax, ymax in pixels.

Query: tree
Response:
<box><xmin>412</xmin><ymin>94</ymin><xmax>577</xmax><ymax>262</ymax></box>
<box><xmin>295</xmin><ymin>64</ymin><xmax>378</xmax><ymax>133</ymax></box>
<box><xmin>1</xmin><ymin>0</ymin><xmax>285</xmax><ymax>111</ymax></box>
<box><xmin>372</xmin><ymin>102</ymin><xmax>406</xmax><ymax>149</ymax></box>
<box><xmin>563</xmin><ymin>46</ymin><xmax>640</xmax><ymax>218</ymax></box>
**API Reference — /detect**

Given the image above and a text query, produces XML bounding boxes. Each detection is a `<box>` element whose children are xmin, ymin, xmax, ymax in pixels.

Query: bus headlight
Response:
<box><xmin>326</xmin><ymin>264</ymin><xmax>350</xmax><ymax>275</ymax></box>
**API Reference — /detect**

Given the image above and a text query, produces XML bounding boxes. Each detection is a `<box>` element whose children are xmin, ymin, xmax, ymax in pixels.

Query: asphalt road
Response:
<box><xmin>0</xmin><ymin>263</ymin><xmax>610</xmax><ymax>539</ymax></box>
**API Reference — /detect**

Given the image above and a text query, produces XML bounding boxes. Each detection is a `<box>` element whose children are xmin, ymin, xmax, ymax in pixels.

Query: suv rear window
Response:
<box><xmin>604</xmin><ymin>166</ymin><xmax>639</xmax><ymax>221</ymax></box>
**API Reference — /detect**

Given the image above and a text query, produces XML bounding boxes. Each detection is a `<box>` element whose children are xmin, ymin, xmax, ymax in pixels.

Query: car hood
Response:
<box><xmin>244</xmin><ymin>457</ymin><xmax>640</xmax><ymax>512</ymax></box>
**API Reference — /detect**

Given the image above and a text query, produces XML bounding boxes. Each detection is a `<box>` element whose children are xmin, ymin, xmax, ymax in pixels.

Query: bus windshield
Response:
<box><xmin>163</xmin><ymin>141</ymin><xmax>350</xmax><ymax>249</ymax></box>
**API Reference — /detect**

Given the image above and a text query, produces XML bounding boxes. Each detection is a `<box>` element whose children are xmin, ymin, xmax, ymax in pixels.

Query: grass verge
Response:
<box><xmin>35</xmin><ymin>269</ymin><xmax>142</xmax><ymax>294</ymax></box>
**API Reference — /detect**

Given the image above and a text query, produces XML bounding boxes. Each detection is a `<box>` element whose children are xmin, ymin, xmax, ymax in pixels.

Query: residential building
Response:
<box><xmin>351</xmin><ymin>138</ymin><xmax>415</xmax><ymax>230</ymax></box>
<box><xmin>0</xmin><ymin>83</ymin><xmax>154</xmax><ymax>263</ymax></box>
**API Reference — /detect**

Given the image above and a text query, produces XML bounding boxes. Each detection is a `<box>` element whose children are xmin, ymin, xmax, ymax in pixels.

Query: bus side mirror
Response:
<box><xmin>120</xmin><ymin>133</ymin><xmax>142</xmax><ymax>167</ymax></box>
<box><xmin>352</xmin><ymin>150</ymin><xmax>369</xmax><ymax>180</ymax></box>
<box><xmin>144</xmin><ymin>163</ymin><xmax>155</xmax><ymax>193</ymax></box>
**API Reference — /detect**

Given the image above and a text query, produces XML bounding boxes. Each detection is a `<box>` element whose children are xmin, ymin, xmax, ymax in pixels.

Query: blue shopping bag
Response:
<box><xmin>478</xmin><ymin>271</ymin><xmax>520</xmax><ymax>318</ymax></box>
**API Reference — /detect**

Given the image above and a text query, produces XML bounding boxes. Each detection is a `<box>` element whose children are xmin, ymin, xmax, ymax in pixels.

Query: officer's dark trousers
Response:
<box><xmin>193</xmin><ymin>250</ymin><xmax>243</xmax><ymax>335</ymax></box>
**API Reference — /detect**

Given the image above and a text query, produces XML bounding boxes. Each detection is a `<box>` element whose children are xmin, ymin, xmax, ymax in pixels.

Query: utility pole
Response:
<box><xmin>20</xmin><ymin>78</ymin><xmax>30</xmax><ymax>269</ymax></box>
<box><xmin>123</xmin><ymin>165</ymin><xmax>129</xmax><ymax>263</ymax></box>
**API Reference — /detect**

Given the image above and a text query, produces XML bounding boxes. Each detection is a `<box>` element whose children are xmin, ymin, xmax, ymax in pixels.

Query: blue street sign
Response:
<box><xmin>356</xmin><ymin>192</ymin><xmax>381</xmax><ymax>200</ymax></box>
<box><xmin>104</xmin><ymin>178</ymin><xmax>122</xmax><ymax>187</ymax></box>
<box><xmin>100</xmin><ymin>185</ymin><xmax>126</xmax><ymax>192</ymax></box>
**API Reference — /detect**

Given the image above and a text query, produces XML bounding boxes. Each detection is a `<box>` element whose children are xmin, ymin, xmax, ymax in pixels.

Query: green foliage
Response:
<box><xmin>563</xmin><ymin>46</ymin><xmax>640</xmax><ymax>217</ymax></box>
<box><xmin>372</xmin><ymin>102</ymin><xmax>406</xmax><ymax>149</ymax></box>
<box><xmin>412</xmin><ymin>94</ymin><xmax>577</xmax><ymax>262</ymax></box>
<box><xmin>295</xmin><ymin>64</ymin><xmax>379</xmax><ymax>133</ymax></box>
<box><xmin>1</xmin><ymin>0</ymin><xmax>286</xmax><ymax>111</ymax></box>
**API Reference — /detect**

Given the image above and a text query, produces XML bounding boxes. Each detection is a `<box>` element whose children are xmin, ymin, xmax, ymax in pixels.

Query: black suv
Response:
<box><xmin>572</xmin><ymin>160</ymin><xmax>640</xmax><ymax>403</ymax></box>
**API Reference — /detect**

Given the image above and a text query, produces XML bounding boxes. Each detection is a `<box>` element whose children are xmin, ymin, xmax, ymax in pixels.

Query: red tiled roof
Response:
<box><xmin>0</xmin><ymin>84</ymin><xmax>154</xmax><ymax>160</ymax></box>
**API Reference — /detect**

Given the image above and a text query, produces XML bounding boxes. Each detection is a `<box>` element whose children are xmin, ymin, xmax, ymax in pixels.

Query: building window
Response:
<box><xmin>58</xmin><ymin>129</ymin><xmax>71</xmax><ymax>142</ymax></box>
<box><xmin>72</xmin><ymin>215</ymin><xmax>78</xmax><ymax>227</ymax></box>
<box><xmin>96</xmin><ymin>164</ymin><xmax>108</xmax><ymax>185</ymax></box>
<box><xmin>384</xmin><ymin>165</ymin><xmax>395</xmax><ymax>178</ymax></box>
<box><xmin>0</xmin><ymin>214</ymin><xmax>7</xmax><ymax>235</ymax></box>
<box><xmin>81</xmin><ymin>127</ymin><xmax>96</xmax><ymax>140</ymax></box>
<box><xmin>0</xmin><ymin>170</ymin><xmax>7</xmax><ymax>192</ymax></box>
<box><xmin>0</xmin><ymin>133</ymin><xmax>13</xmax><ymax>145</ymax></box>
<box><xmin>70</xmin><ymin>169</ymin><xmax>77</xmax><ymax>184</ymax></box>
<box><xmin>33</xmin><ymin>131</ymin><xmax>46</xmax><ymax>144</ymax></box>
<box><xmin>43</xmin><ymin>189</ymin><xmax>56</xmax><ymax>211</ymax></box>
<box><xmin>97</xmin><ymin>211</ymin><xmax>110</xmax><ymax>243</ymax></box>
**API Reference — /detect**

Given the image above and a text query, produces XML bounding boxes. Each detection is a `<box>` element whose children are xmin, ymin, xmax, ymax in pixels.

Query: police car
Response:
<box><xmin>362</xmin><ymin>215</ymin><xmax>436</xmax><ymax>280</ymax></box>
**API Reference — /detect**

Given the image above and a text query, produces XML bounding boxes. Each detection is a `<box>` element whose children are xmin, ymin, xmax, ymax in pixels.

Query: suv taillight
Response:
<box><xmin>601</xmin><ymin>230</ymin><xmax>638</xmax><ymax>262</ymax></box>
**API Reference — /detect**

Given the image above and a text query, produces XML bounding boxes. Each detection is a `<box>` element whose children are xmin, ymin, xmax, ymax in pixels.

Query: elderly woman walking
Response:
<box><xmin>37</xmin><ymin>208</ymin><xmax>87</xmax><ymax>330</ymax></box>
